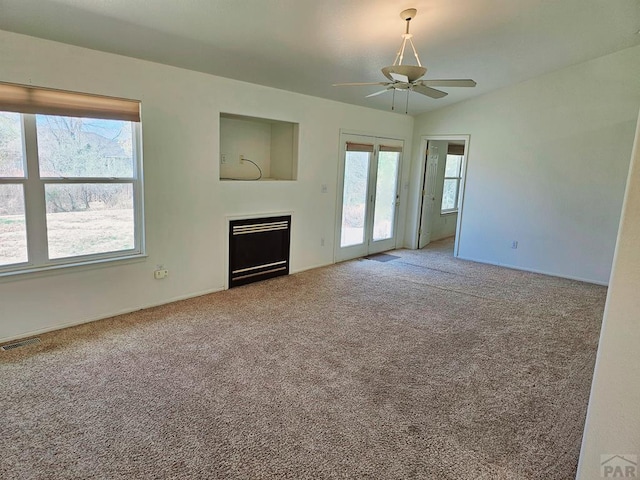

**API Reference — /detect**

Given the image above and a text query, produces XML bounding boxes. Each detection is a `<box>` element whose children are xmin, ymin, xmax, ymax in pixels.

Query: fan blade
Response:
<box><xmin>412</xmin><ymin>84</ymin><xmax>448</xmax><ymax>99</ymax></box>
<box><xmin>333</xmin><ymin>82</ymin><xmax>389</xmax><ymax>87</ymax></box>
<box><xmin>420</xmin><ymin>79</ymin><xmax>477</xmax><ymax>88</ymax></box>
<box><xmin>389</xmin><ymin>72</ymin><xmax>410</xmax><ymax>83</ymax></box>
<box><xmin>366</xmin><ymin>88</ymin><xmax>393</xmax><ymax>98</ymax></box>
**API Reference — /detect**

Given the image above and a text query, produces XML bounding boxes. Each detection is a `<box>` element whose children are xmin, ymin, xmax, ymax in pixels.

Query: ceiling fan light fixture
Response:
<box><xmin>332</xmin><ymin>7</ymin><xmax>476</xmax><ymax>112</ymax></box>
<box><xmin>382</xmin><ymin>65</ymin><xmax>427</xmax><ymax>83</ymax></box>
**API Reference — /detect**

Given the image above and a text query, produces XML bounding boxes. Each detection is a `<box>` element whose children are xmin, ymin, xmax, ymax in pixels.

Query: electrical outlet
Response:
<box><xmin>239</xmin><ymin>154</ymin><xmax>245</xmax><ymax>164</ymax></box>
<box><xmin>154</xmin><ymin>269</ymin><xmax>169</xmax><ymax>279</ymax></box>
<box><xmin>221</xmin><ymin>154</ymin><xmax>227</xmax><ymax>164</ymax></box>
<box><xmin>321</xmin><ymin>237</ymin><xmax>325</xmax><ymax>247</ymax></box>
<box><xmin>321</xmin><ymin>184</ymin><xmax>328</xmax><ymax>193</ymax></box>
<box><xmin>511</xmin><ymin>240</ymin><xmax>518</xmax><ymax>249</ymax></box>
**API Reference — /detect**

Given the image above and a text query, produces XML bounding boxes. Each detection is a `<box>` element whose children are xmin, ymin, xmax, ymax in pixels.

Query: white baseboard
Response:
<box><xmin>290</xmin><ymin>262</ymin><xmax>333</xmax><ymax>275</ymax></box>
<box><xmin>456</xmin><ymin>255</ymin><xmax>609</xmax><ymax>286</ymax></box>
<box><xmin>0</xmin><ymin>286</ymin><xmax>225</xmax><ymax>344</ymax></box>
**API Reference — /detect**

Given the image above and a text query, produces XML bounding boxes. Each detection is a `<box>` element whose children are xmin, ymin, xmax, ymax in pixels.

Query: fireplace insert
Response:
<box><xmin>228</xmin><ymin>215</ymin><xmax>291</xmax><ymax>288</ymax></box>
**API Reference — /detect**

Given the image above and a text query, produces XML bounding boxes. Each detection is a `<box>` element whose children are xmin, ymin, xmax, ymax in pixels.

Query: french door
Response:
<box><xmin>336</xmin><ymin>134</ymin><xmax>403</xmax><ymax>262</ymax></box>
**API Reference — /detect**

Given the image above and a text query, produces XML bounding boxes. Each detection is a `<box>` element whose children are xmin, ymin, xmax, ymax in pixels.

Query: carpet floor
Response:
<box><xmin>0</xmin><ymin>238</ymin><xmax>606</xmax><ymax>479</ymax></box>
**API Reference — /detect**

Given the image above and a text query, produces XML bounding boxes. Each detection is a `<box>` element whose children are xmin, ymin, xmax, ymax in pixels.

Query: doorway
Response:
<box><xmin>416</xmin><ymin>135</ymin><xmax>469</xmax><ymax>256</ymax></box>
<box><xmin>336</xmin><ymin>133</ymin><xmax>403</xmax><ymax>262</ymax></box>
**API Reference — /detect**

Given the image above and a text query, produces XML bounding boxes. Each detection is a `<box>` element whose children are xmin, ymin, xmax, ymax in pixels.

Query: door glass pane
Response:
<box><xmin>0</xmin><ymin>184</ymin><xmax>28</xmax><ymax>266</ymax></box>
<box><xmin>45</xmin><ymin>183</ymin><xmax>134</xmax><ymax>259</ymax></box>
<box><xmin>36</xmin><ymin>115</ymin><xmax>134</xmax><ymax>178</ymax></box>
<box><xmin>373</xmin><ymin>152</ymin><xmax>400</xmax><ymax>241</ymax></box>
<box><xmin>442</xmin><ymin>179</ymin><xmax>458</xmax><ymax>211</ymax></box>
<box><xmin>0</xmin><ymin>112</ymin><xmax>25</xmax><ymax>177</ymax></box>
<box><xmin>340</xmin><ymin>151</ymin><xmax>370</xmax><ymax>247</ymax></box>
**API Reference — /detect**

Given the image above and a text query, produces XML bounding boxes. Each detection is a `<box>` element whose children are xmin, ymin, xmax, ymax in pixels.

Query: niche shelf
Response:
<box><xmin>219</xmin><ymin>113</ymin><xmax>299</xmax><ymax>181</ymax></box>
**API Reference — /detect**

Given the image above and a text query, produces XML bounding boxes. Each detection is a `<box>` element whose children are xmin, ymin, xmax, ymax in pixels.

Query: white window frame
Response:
<box><xmin>441</xmin><ymin>154</ymin><xmax>463</xmax><ymax>215</ymax></box>
<box><xmin>0</xmin><ymin>112</ymin><xmax>145</xmax><ymax>276</ymax></box>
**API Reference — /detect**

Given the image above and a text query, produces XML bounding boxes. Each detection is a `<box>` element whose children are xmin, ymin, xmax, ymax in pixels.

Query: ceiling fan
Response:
<box><xmin>333</xmin><ymin>8</ymin><xmax>476</xmax><ymax>113</ymax></box>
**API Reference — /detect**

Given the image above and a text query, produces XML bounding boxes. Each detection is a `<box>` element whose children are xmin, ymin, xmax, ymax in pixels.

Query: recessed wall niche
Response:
<box><xmin>219</xmin><ymin>113</ymin><xmax>299</xmax><ymax>181</ymax></box>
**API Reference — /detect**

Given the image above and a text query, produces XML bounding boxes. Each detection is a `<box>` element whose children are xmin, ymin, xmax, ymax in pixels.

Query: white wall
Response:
<box><xmin>577</xmin><ymin>111</ymin><xmax>640</xmax><ymax>479</ymax></box>
<box><xmin>220</xmin><ymin>117</ymin><xmax>273</xmax><ymax>180</ymax></box>
<box><xmin>270</xmin><ymin>122</ymin><xmax>296</xmax><ymax>180</ymax></box>
<box><xmin>407</xmin><ymin>45</ymin><xmax>640</xmax><ymax>284</ymax></box>
<box><xmin>0</xmin><ymin>30</ymin><xmax>413</xmax><ymax>342</ymax></box>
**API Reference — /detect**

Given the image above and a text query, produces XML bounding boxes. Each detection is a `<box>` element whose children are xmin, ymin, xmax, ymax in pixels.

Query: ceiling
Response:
<box><xmin>1</xmin><ymin>0</ymin><xmax>639</xmax><ymax>115</ymax></box>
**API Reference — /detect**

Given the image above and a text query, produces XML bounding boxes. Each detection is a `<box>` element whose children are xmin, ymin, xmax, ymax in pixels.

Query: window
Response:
<box><xmin>0</xmin><ymin>83</ymin><xmax>143</xmax><ymax>274</ymax></box>
<box><xmin>441</xmin><ymin>154</ymin><xmax>463</xmax><ymax>214</ymax></box>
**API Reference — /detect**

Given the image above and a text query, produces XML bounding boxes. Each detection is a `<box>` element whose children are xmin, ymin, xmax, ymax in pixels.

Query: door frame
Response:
<box><xmin>415</xmin><ymin>134</ymin><xmax>470</xmax><ymax>257</ymax></box>
<box><xmin>334</xmin><ymin>132</ymin><xmax>404</xmax><ymax>262</ymax></box>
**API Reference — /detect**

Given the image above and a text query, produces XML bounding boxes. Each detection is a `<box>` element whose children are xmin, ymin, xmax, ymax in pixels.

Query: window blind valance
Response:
<box><xmin>379</xmin><ymin>145</ymin><xmax>403</xmax><ymax>153</ymax></box>
<box><xmin>346</xmin><ymin>142</ymin><xmax>374</xmax><ymax>153</ymax></box>
<box><xmin>0</xmin><ymin>82</ymin><xmax>140</xmax><ymax>122</ymax></box>
<box><xmin>447</xmin><ymin>144</ymin><xmax>465</xmax><ymax>155</ymax></box>
<box><xmin>346</xmin><ymin>143</ymin><xmax>403</xmax><ymax>153</ymax></box>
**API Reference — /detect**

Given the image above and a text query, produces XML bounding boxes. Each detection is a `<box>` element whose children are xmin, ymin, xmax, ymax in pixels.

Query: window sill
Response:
<box><xmin>0</xmin><ymin>253</ymin><xmax>148</xmax><ymax>281</ymax></box>
<box><xmin>440</xmin><ymin>210</ymin><xmax>458</xmax><ymax>216</ymax></box>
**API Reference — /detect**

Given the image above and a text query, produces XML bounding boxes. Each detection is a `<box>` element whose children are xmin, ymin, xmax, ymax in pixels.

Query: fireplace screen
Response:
<box><xmin>228</xmin><ymin>215</ymin><xmax>291</xmax><ymax>288</ymax></box>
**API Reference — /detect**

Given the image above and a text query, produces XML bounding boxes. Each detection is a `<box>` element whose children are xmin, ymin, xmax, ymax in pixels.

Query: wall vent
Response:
<box><xmin>1</xmin><ymin>338</ymin><xmax>41</xmax><ymax>351</ymax></box>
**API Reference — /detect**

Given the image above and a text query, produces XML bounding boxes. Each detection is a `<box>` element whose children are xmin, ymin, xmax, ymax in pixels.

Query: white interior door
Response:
<box><xmin>418</xmin><ymin>142</ymin><xmax>439</xmax><ymax>248</ymax></box>
<box><xmin>336</xmin><ymin>134</ymin><xmax>403</xmax><ymax>262</ymax></box>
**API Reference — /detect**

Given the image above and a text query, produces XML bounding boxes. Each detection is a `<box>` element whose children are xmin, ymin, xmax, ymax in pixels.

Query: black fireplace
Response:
<box><xmin>228</xmin><ymin>215</ymin><xmax>291</xmax><ymax>288</ymax></box>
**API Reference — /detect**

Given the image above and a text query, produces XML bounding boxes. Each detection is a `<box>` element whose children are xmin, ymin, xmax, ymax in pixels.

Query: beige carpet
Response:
<box><xmin>0</xmin><ymin>238</ymin><xmax>605</xmax><ymax>479</ymax></box>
